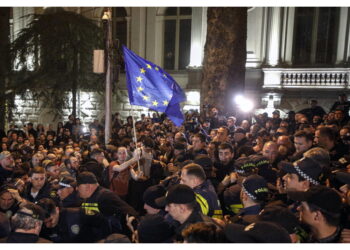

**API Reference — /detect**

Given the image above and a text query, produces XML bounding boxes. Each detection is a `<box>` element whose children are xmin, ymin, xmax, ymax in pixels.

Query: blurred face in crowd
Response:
<box><xmin>327</xmin><ymin>112</ymin><xmax>335</xmax><ymax>121</ymax></box>
<box><xmin>47</xmin><ymin>165</ymin><xmax>60</xmax><ymax>179</ymax></box>
<box><xmin>0</xmin><ymin>191</ymin><xmax>15</xmax><ymax>210</ymax></box>
<box><xmin>340</xmin><ymin>128</ymin><xmax>350</xmax><ymax>145</ymax></box>
<box><xmin>13</xmin><ymin>178</ymin><xmax>26</xmax><ymax>193</ymax></box>
<box><xmin>191</xmin><ymin>136</ymin><xmax>205</xmax><ymax>151</ymax></box>
<box><xmin>29</xmin><ymin>136</ymin><xmax>35</xmax><ymax>145</ymax></box>
<box><xmin>77</xmin><ymin>184</ymin><xmax>95</xmax><ymax>199</ymax></box>
<box><xmin>144</xmin><ymin>203</ymin><xmax>160</xmax><ymax>215</ymax></box>
<box><xmin>65</xmin><ymin>148</ymin><xmax>74</xmax><ymax>157</ymax></box>
<box><xmin>312</xmin><ymin>115</ymin><xmax>321</xmax><ymax>124</ymax></box>
<box><xmin>32</xmin><ymin>155</ymin><xmax>41</xmax><ymax>167</ymax></box>
<box><xmin>174</xmin><ymin>132</ymin><xmax>184</xmax><ymax>142</ymax></box>
<box><xmin>227</xmin><ymin>118</ymin><xmax>235</xmax><ymax>127</ymax></box>
<box><xmin>233</xmin><ymin>132</ymin><xmax>245</xmax><ymax>143</ymax></box>
<box><xmin>265</xmin><ymin>120</ymin><xmax>272</xmax><ymax>129</ymax></box>
<box><xmin>314</xmin><ymin>130</ymin><xmax>326</xmax><ymax>148</ymax></box>
<box><xmin>294</xmin><ymin>136</ymin><xmax>312</xmax><ymax>153</ymax></box>
<box><xmin>69</xmin><ymin>156</ymin><xmax>80</xmax><ymax>170</ymax></box>
<box><xmin>276</xmin><ymin>136</ymin><xmax>290</xmax><ymax>147</ymax></box>
<box><xmin>273</xmin><ymin>113</ymin><xmax>280</xmax><ymax>119</ymax></box>
<box><xmin>44</xmin><ymin>207</ymin><xmax>60</xmax><ymax>228</ymax></box>
<box><xmin>335</xmin><ymin>110</ymin><xmax>344</xmax><ymax>121</ymax></box>
<box><xmin>90</xmin><ymin>135</ymin><xmax>98</xmax><ymax>143</ymax></box>
<box><xmin>57</xmin><ymin>186</ymin><xmax>74</xmax><ymax>201</ymax></box>
<box><xmin>339</xmin><ymin>184</ymin><xmax>350</xmax><ymax>206</ymax></box>
<box><xmin>282</xmin><ymin>173</ymin><xmax>305</xmax><ymax>192</ymax></box>
<box><xmin>180</xmin><ymin>169</ymin><xmax>196</xmax><ymax>189</ymax></box>
<box><xmin>241</xmin><ymin>120</ymin><xmax>250</xmax><ymax>130</ymax></box>
<box><xmin>217</xmin><ymin>127</ymin><xmax>228</xmax><ymax>142</ymax></box>
<box><xmin>117</xmin><ymin>147</ymin><xmax>128</xmax><ymax>162</ymax></box>
<box><xmin>219</xmin><ymin>148</ymin><xmax>234</xmax><ymax>165</ymax></box>
<box><xmin>11</xmin><ymin>133</ymin><xmax>18</xmax><ymax>141</ymax></box>
<box><xmin>38</xmin><ymin>145</ymin><xmax>45</xmax><ymax>151</ymax></box>
<box><xmin>207</xmin><ymin>143</ymin><xmax>216</xmax><ymax>159</ymax></box>
<box><xmin>47</xmin><ymin>153</ymin><xmax>57</xmax><ymax>163</ymax></box>
<box><xmin>297</xmin><ymin>201</ymin><xmax>315</xmax><ymax>226</ymax></box>
<box><xmin>14</xmin><ymin>158</ymin><xmax>22</xmax><ymax>168</ymax></box>
<box><xmin>211</xmin><ymin>108</ymin><xmax>218</xmax><ymax>116</ymax></box>
<box><xmin>30</xmin><ymin>173</ymin><xmax>46</xmax><ymax>190</ymax></box>
<box><xmin>209</xmin><ymin>130</ymin><xmax>217</xmax><ymax>140</ymax></box>
<box><xmin>17</xmin><ymin>136</ymin><xmax>24</xmax><ymax>143</ymax></box>
<box><xmin>165</xmin><ymin>203</ymin><xmax>182</xmax><ymax>222</ymax></box>
<box><xmin>262</xmin><ymin>142</ymin><xmax>278</xmax><ymax>163</ymax></box>
<box><xmin>0</xmin><ymin>155</ymin><xmax>14</xmax><ymax>170</ymax></box>
<box><xmin>280</xmin><ymin>121</ymin><xmax>289</xmax><ymax>129</ymax></box>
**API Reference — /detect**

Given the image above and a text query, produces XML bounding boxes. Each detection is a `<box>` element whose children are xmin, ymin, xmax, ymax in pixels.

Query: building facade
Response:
<box><xmin>9</xmin><ymin>7</ymin><xmax>350</xmax><ymax>127</ymax></box>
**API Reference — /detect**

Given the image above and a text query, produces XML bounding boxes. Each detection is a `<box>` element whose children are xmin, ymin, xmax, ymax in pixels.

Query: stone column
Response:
<box><xmin>130</xmin><ymin>7</ymin><xmax>146</xmax><ymax>57</ymax></box>
<box><xmin>281</xmin><ymin>7</ymin><xmax>295</xmax><ymax>65</ymax></box>
<box><xmin>266</xmin><ymin>7</ymin><xmax>282</xmax><ymax>66</ymax></box>
<box><xmin>189</xmin><ymin>7</ymin><xmax>207</xmax><ymax>68</ymax></box>
<box><xmin>336</xmin><ymin>7</ymin><xmax>349</xmax><ymax>64</ymax></box>
<box><xmin>126</xmin><ymin>16</ymin><xmax>131</xmax><ymax>48</ymax></box>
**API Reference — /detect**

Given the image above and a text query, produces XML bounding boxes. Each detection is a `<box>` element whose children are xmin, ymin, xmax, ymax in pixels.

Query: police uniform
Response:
<box><xmin>80</xmin><ymin>186</ymin><xmax>138</xmax><ymax>242</ymax></box>
<box><xmin>193</xmin><ymin>180</ymin><xmax>223</xmax><ymax>219</ymax></box>
<box><xmin>39</xmin><ymin>207</ymin><xmax>82</xmax><ymax>243</ymax></box>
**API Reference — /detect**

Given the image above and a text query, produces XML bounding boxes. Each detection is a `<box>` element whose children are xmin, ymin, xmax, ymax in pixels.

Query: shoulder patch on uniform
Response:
<box><xmin>71</xmin><ymin>224</ymin><xmax>80</xmax><ymax>234</ymax></box>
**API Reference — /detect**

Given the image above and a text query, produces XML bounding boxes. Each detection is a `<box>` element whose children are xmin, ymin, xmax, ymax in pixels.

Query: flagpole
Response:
<box><xmin>131</xmin><ymin>107</ymin><xmax>141</xmax><ymax>172</ymax></box>
<box><xmin>103</xmin><ymin>8</ymin><xmax>112</xmax><ymax>145</ymax></box>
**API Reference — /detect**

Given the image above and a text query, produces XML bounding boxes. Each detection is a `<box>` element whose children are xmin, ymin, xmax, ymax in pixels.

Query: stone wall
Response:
<box><xmin>10</xmin><ymin>70</ymin><xmax>199</xmax><ymax>130</ymax></box>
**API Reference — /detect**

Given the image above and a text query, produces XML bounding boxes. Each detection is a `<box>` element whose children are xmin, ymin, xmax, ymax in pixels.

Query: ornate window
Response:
<box><xmin>163</xmin><ymin>7</ymin><xmax>192</xmax><ymax>70</ymax></box>
<box><xmin>293</xmin><ymin>7</ymin><xmax>340</xmax><ymax>66</ymax></box>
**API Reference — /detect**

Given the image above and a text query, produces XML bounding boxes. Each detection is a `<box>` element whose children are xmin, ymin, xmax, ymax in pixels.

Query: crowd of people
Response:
<box><xmin>0</xmin><ymin>93</ymin><xmax>350</xmax><ymax>243</ymax></box>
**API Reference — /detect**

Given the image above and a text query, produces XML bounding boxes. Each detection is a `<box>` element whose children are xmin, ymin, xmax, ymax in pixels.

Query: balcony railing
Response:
<box><xmin>263</xmin><ymin>68</ymin><xmax>350</xmax><ymax>89</ymax></box>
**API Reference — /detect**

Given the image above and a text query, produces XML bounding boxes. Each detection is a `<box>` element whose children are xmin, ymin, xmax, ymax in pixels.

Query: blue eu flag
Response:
<box><xmin>123</xmin><ymin>45</ymin><xmax>186</xmax><ymax>126</ymax></box>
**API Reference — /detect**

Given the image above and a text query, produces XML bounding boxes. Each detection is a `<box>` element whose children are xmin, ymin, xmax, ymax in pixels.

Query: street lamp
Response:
<box><xmin>102</xmin><ymin>8</ymin><xmax>112</xmax><ymax>145</ymax></box>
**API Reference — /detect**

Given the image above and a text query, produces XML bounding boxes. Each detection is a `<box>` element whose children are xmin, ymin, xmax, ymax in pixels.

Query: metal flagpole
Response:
<box><xmin>131</xmin><ymin>107</ymin><xmax>141</xmax><ymax>172</ymax></box>
<box><xmin>103</xmin><ymin>8</ymin><xmax>112</xmax><ymax>145</ymax></box>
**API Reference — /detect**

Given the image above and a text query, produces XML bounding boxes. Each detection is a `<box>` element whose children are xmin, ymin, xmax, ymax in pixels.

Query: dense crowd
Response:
<box><xmin>0</xmin><ymin>93</ymin><xmax>350</xmax><ymax>243</ymax></box>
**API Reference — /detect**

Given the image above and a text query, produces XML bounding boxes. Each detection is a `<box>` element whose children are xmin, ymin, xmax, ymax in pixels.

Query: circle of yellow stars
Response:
<box><xmin>135</xmin><ymin>64</ymin><xmax>169</xmax><ymax>107</ymax></box>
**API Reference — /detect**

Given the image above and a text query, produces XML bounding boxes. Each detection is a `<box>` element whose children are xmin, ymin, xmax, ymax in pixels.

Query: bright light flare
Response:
<box><xmin>234</xmin><ymin>95</ymin><xmax>254</xmax><ymax>112</ymax></box>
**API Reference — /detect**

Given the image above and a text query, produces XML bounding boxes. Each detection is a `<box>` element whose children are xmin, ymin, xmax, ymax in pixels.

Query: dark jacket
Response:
<box><xmin>22</xmin><ymin>182</ymin><xmax>56</xmax><ymax>204</ymax></box>
<box><xmin>174</xmin><ymin>209</ymin><xmax>218</xmax><ymax>242</ymax></box>
<box><xmin>0</xmin><ymin>166</ymin><xmax>13</xmax><ymax>186</ymax></box>
<box><xmin>0</xmin><ymin>232</ymin><xmax>52</xmax><ymax>243</ymax></box>
<box><xmin>193</xmin><ymin>180</ymin><xmax>223</xmax><ymax>219</ymax></box>
<box><xmin>79</xmin><ymin>186</ymin><xmax>138</xmax><ymax>242</ymax></box>
<box><xmin>40</xmin><ymin>207</ymin><xmax>82</xmax><ymax>243</ymax></box>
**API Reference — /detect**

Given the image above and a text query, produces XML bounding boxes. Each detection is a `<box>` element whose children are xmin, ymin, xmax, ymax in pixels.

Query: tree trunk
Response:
<box><xmin>201</xmin><ymin>7</ymin><xmax>247</xmax><ymax>116</ymax></box>
<box><xmin>0</xmin><ymin>8</ymin><xmax>11</xmax><ymax>131</ymax></box>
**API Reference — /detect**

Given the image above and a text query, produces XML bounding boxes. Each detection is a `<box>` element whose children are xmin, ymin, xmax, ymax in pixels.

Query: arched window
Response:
<box><xmin>293</xmin><ymin>7</ymin><xmax>340</xmax><ymax>66</ymax></box>
<box><xmin>163</xmin><ymin>7</ymin><xmax>192</xmax><ymax>70</ymax></box>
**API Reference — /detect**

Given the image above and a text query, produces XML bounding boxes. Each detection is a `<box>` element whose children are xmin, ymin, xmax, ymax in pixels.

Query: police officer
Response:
<box><xmin>76</xmin><ymin>171</ymin><xmax>138</xmax><ymax>242</ymax></box>
<box><xmin>180</xmin><ymin>163</ymin><xmax>223</xmax><ymax>219</ymax></box>
<box><xmin>37</xmin><ymin>198</ymin><xmax>82</xmax><ymax>243</ymax></box>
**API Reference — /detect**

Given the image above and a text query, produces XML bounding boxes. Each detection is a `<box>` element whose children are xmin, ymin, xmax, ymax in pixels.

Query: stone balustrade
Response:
<box><xmin>263</xmin><ymin>68</ymin><xmax>350</xmax><ymax>89</ymax></box>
